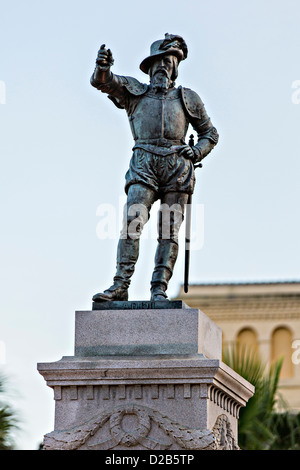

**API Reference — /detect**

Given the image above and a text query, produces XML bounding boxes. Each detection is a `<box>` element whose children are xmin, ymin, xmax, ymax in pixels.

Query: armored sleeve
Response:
<box><xmin>90</xmin><ymin>71</ymin><xmax>131</xmax><ymax>109</ymax></box>
<box><xmin>180</xmin><ymin>87</ymin><xmax>219</xmax><ymax>162</ymax></box>
<box><xmin>90</xmin><ymin>72</ymin><xmax>148</xmax><ymax>111</ymax></box>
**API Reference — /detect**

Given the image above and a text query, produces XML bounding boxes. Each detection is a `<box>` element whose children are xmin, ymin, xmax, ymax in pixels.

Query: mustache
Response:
<box><xmin>153</xmin><ymin>68</ymin><xmax>169</xmax><ymax>77</ymax></box>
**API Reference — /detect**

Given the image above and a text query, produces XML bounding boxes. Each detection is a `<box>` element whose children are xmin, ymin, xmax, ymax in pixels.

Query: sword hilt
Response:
<box><xmin>188</xmin><ymin>134</ymin><xmax>202</xmax><ymax>169</ymax></box>
<box><xmin>188</xmin><ymin>134</ymin><xmax>194</xmax><ymax>147</ymax></box>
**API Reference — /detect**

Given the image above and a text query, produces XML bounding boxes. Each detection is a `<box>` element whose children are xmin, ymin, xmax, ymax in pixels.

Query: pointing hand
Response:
<box><xmin>96</xmin><ymin>44</ymin><xmax>114</xmax><ymax>69</ymax></box>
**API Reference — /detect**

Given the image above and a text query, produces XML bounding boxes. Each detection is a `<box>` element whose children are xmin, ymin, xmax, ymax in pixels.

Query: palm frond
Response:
<box><xmin>223</xmin><ymin>343</ymin><xmax>284</xmax><ymax>450</ymax></box>
<box><xmin>223</xmin><ymin>342</ymin><xmax>265</xmax><ymax>386</ymax></box>
<box><xmin>0</xmin><ymin>371</ymin><xmax>19</xmax><ymax>449</ymax></box>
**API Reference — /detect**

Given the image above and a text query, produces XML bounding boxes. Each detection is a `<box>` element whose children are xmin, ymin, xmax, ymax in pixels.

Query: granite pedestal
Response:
<box><xmin>37</xmin><ymin>301</ymin><xmax>254</xmax><ymax>450</ymax></box>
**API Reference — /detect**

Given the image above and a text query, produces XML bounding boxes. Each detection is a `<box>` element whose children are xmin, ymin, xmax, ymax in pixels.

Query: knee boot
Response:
<box><xmin>93</xmin><ymin>237</ymin><xmax>139</xmax><ymax>302</ymax></box>
<box><xmin>150</xmin><ymin>239</ymin><xmax>178</xmax><ymax>301</ymax></box>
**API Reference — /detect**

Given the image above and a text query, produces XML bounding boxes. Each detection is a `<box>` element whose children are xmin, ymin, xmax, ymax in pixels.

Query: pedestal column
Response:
<box><xmin>37</xmin><ymin>301</ymin><xmax>254</xmax><ymax>450</ymax></box>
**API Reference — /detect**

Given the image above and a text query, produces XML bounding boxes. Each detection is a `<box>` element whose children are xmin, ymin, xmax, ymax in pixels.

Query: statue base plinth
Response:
<box><xmin>37</xmin><ymin>304</ymin><xmax>254</xmax><ymax>450</ymax></box>
<box><xmin>92</xmin><ymin>299</ymin><xmax>188</xmax><ymax>310</ymax></box>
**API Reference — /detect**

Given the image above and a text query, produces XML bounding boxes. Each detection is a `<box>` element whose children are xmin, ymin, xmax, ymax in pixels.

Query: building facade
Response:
<box><xmin>177</xmin><ymin>282</ymin><xmax>300</xmax><ymax>411</ymax></box>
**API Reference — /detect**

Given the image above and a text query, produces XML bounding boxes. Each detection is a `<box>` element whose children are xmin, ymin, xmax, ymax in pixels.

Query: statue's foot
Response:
<box><xmin>92</xmin><ymin>284</ymin><xmax>128</xmax><ymax>302</ymax></box>
<box><xmin>151</xmin><ymin>293</ymin><xmax>168</xmax><ymax>301</ymax></box>
<box><xmin>150</xmin><ymin>287</ymin><xmax>168</xmax><ymax>302</ymax></box>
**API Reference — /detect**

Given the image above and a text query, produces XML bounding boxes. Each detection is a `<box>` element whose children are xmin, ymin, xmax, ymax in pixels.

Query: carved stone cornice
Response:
<box><xmin>176</xmin><ymin>283</ymin><xmax>300</xmax><ymax>322</ymax></box>
<box><xmin>37</xmin><ymin>356</ymin><xmax>254</xmax><ymax>408</ymax></box>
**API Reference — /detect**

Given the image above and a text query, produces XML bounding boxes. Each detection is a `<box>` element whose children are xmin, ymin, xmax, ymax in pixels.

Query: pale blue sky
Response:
<box><xmin>0</xmin><ymin>0</ymin><xmax>299</xmax><ymax>449</ymax></box>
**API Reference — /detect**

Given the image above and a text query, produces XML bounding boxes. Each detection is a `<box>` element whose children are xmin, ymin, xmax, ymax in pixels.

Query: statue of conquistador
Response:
<box><xmin>91</xmin><ymin>34</ymin><xmax>219</xmax><ymax>302</ymax></box>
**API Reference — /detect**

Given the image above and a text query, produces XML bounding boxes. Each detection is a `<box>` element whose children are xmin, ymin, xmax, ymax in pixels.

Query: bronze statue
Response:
<box><xmin>91</xmin><ymin>34</ymin><xmax>218</xmax><ymax>302</ymax></box>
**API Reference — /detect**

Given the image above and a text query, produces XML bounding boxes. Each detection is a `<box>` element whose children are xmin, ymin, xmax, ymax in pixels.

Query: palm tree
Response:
<box><xmin>0</xmin><ymin>373</ymin><xmax>18</xmax><ymax>450</ymax></box>
<box><xmin>268</xmin><ymin>411</ymin><xmax>300</xmax><ymax>450</ymax></box>
<box><xmin>222</xmin><ymin>343</ymin><xmax>284</xmax><ymax>450</ymax></box>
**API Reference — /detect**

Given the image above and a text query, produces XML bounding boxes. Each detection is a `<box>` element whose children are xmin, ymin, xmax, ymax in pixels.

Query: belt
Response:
<box><xmin>135</xmin><ymin>138</ymin><xmax>184</xmax><ymax>148</ymax></box>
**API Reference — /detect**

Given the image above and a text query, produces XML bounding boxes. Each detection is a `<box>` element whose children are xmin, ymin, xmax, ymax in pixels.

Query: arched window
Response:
<box><xmin>271</xmin><ymin>327</ymin><xmax>293</xmax><ymax>379</ymax></box>
<box><xmin>236</xmin><ymin>327</ymin><xmax>258</xmax><ymax>355</ymax></box>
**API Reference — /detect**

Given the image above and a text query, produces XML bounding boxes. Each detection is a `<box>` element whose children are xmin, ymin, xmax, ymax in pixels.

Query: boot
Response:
<box><xmin>150</xmin><ymin>239</ymin><xmax>178</xmax><ymax>301</ymax></box>
<box><xmin>93</xmin><ymin>238</ymin><xmax>139</xmax><ymax>302</ymax></box>
<box><xmin>92</xmin><ymin>282</ymin><xmax>128</xmax><ymax>302</ymax></box>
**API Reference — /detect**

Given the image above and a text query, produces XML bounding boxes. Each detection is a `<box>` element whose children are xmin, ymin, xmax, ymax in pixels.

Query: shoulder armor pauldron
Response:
<box><xmin>106</xmin><ymin>75</ymin><xmax>148</xmax><ymax>109</ymax></box>
<box><xmin>121</xmin><ymin>76</ymin><xmax>148</xmax><ymax>96</ymax></box>
<box><xmin>179</xmin><ymin>86</ymin><xmax>205</xmax><ymax>119</ymax></box>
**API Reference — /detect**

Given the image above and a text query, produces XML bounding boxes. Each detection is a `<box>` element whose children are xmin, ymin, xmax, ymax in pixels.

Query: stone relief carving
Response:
<box><xmin>212</xmin><ymin>414</ymin><xmax>239</xmax><ymax>450</ymax></box>
<box><xmin>43</xmin><ymin>404</ymin><xmax>217</xmax><ymax>450</ymax></box>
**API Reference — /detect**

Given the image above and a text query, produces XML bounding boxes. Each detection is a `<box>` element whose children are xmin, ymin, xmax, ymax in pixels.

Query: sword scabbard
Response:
<box><xmin>184</xmin><ymin>194</ymin><xmax>192</xmax><ymax>293</ymax></box>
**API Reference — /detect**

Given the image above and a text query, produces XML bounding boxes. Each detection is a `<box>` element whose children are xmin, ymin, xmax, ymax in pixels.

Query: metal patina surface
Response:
<box><xmin>90</xmin><ymin>34</ymin><xmax>219</xmax><ymax>303</ymax></box>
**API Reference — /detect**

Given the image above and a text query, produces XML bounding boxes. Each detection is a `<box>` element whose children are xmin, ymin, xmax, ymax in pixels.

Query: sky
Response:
<box><xmin>0</xmin><ymin>0</ymin><xmax>299</xmax><ymax>450</ymax></box>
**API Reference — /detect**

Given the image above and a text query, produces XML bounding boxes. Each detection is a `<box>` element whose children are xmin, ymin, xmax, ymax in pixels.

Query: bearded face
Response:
<box><xmin>149</xmin><ymin>55</ymin><xmax>178</xmax><ymax>93</ymax></box>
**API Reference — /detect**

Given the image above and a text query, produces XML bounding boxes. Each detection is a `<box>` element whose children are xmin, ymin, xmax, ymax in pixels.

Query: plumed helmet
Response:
<box><xmin>140</xmin><ymin>33</ymin><xmax>188</xmax><ymax>75</ymax></box>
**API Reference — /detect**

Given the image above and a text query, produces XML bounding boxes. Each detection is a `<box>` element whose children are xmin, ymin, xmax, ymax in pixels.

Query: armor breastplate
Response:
<box><xmin>129</xmin><ymin>88</ymin><xmax>189</xmax><ymax>143</ymax></box>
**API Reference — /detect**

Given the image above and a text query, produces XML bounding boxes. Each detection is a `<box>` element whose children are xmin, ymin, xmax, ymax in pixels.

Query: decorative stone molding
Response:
<box><xmin>208</xmin><ymin>308</ymin><xmax>300</xmax><ymax>321</ymax></box>
<box><xmin>213</xmin><ymin>414</ymin><xmax>239</xmax><ymax>450</ymax></box>
<box><xmin>52</xmin><ymin>383</ymin><xmax>216</xmax><ymax>402</ymax></box>
<box><xmin>209</xmin><ymin>385</ymin><xmax>241</xmax><ymax>418</ymax></box>
<box><xmin>177</xmin><ymin>282</ymin><xmax>300</xmax><ymax>322</ymax></box>
<box><xmin>43</xmin><ymin>404</ymin><xmax>217</xmax><ymax>451</ymax></box>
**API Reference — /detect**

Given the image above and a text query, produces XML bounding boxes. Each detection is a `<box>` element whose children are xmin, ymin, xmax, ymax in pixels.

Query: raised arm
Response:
<box><xmin>90</xmin><ymin>44</ymin><xmax>130</xmax><ymax>109</ymax></box>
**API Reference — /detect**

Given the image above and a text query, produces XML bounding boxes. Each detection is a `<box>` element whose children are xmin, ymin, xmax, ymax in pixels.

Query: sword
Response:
<box><xmin>184</xmin><ymin>134</ymin><xmax>202</xmax><ymax>293</ymax></box>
